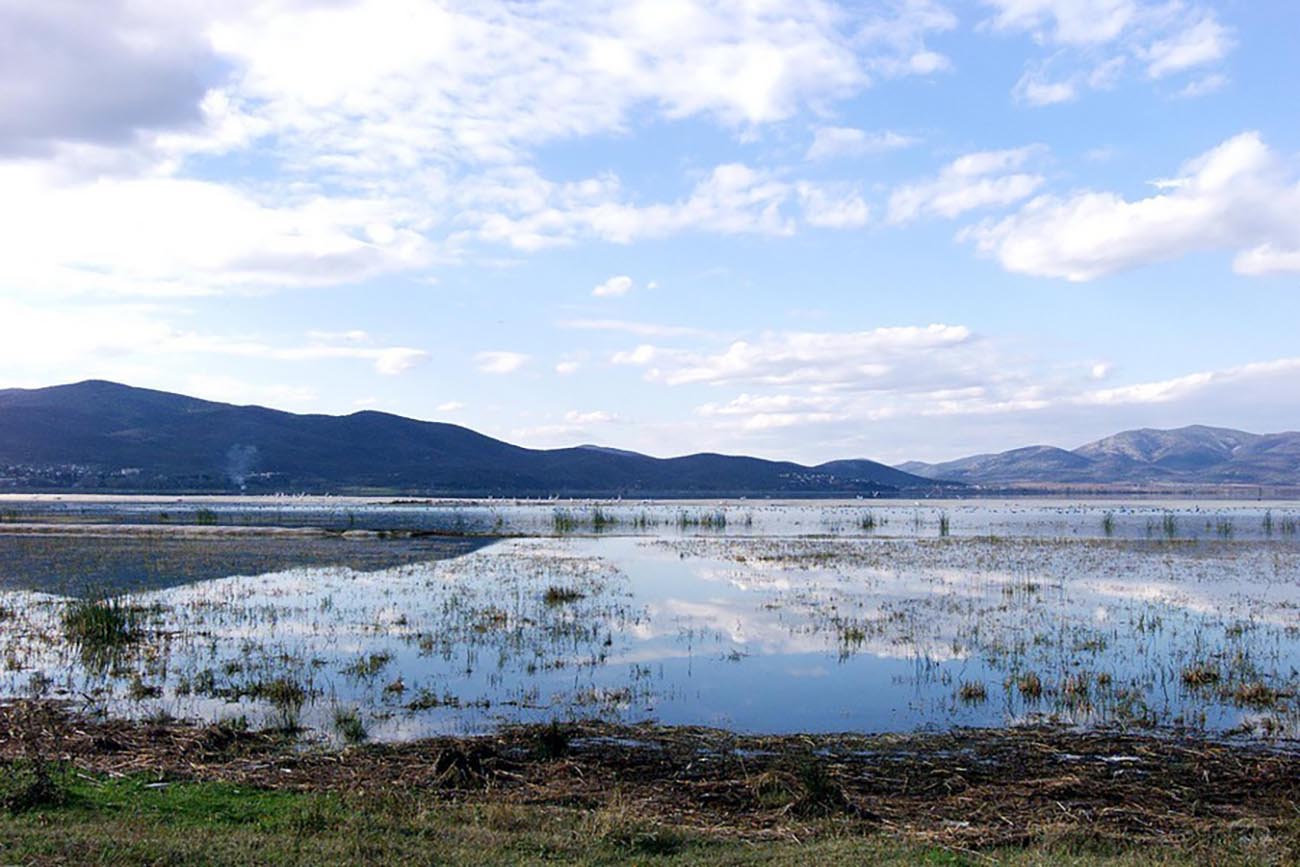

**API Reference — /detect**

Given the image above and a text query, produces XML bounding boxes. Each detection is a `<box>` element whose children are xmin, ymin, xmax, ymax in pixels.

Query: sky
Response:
<box><xmin>1</xmin><ymin>0</ymin><xmax>1298</xmax><ymax>465</ymax></box>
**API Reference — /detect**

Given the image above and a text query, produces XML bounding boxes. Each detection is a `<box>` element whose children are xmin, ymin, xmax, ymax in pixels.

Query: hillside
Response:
<box><xmin>0</xmin><ymin>381</ymin><xmax>937</xmax><ymax>497</ymax></box>
<box><xmin>901</xmin><ymin>425</ymin><xmax>1300</xmax><ymax>486</ymax></box>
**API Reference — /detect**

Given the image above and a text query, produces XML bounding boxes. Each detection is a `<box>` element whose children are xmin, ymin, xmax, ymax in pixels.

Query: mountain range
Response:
<box><xmin>899</xmin><ymin>425</ymin><xmax>1300</xmax><ymax>487</ymax></box>
<box><xmin>0</xmin><ymin>381</ymin><xmax>935</xmax><ymax>497</ymax></box>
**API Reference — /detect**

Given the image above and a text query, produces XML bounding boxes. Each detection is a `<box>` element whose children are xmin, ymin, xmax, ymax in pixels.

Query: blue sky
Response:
<box><xmin>2</xmin><ymin>0</ymin><xmax>1298</xmax><ymax>463</ymax></box>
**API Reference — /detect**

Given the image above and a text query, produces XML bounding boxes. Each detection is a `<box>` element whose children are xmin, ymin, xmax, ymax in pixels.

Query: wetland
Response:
<box><xmin>2</xmin><ymin>497</ymin><xmax>1299</xmax><ymax>861</ymax></box>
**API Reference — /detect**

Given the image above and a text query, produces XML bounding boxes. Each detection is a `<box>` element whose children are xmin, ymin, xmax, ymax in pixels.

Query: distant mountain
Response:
<box><xmin>901</xmin><ymin>425</ymin><xmax>1300</xmax><ymax>486</ymax></box>
<box><xmin>0</xmin><ymin>381</ymin><xmax>939</xmax><ymax>497</ymax></box>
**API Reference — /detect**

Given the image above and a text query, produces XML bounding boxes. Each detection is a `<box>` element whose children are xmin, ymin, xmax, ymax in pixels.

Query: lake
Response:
<box><xmin>1</xmin><ymin>499</ymin><xmax>1297</xmax><ymax>743</ymax></box>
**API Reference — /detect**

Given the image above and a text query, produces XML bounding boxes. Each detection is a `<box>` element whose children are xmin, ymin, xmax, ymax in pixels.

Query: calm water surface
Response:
<box><xmin>1</xmin><ymin>501</ymin><xmax>1298</xmax><ymax>743</ymax></box>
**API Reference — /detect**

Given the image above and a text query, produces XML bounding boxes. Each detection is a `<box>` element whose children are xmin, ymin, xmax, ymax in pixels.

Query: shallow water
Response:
<box><xmin>1</xmin><ymin>501</ymin><xmax>1298</xmax><ymax>743</ymax></box>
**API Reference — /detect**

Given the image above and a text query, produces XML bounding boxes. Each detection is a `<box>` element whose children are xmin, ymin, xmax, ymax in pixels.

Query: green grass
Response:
<box><xmin>0</xmin><ymin>768</ymin><xmax>1290</xmax><ymax>865</ymax></box>
<box><xmin>61</xmin><ymin>596</ymin><xmax>141</xmax><ymax>656</ymax></box>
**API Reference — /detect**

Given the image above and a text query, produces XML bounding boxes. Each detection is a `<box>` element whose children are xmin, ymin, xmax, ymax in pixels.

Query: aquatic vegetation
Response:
<box><xmin>333</xmin><ymin>707</ymin><xmax>368</xmax><ymax>744</ymax></box>
<box><xmin>61</xmin><ymin>597</ymin><xmax>141</xmax><ymax>653</ymax></box>
<box><xmin>543</xmin><ymin>585</ymin><xmax>585</xmax><ymax>606</ymax></box>
<box><xmin>1181</xmin><ymin>663</ymin><xmax>1221</xmax><ymax>688</ymax></box>
<box><xmin>1014</xmin><ymin>672</ymin><xmax>1043</xmax><ymax>700</ymax></box>
<box><xmin>2</xmin><ymin>501</ymin><xmax>1299</xmax><ymax>743</ymax></box>
<box><xmin>342</xmin><ymin>652</ymin><xmax>393</xmax><ymax>680</ymax></box>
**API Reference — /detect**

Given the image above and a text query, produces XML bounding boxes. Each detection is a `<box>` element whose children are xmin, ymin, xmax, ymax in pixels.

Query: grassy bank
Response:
<box><xmin>1</xmin><ymin>702</ymin><xmax>1297</xmax><ymax>865</ymax></box>
<box><xmin>1</xmin><ymin>771</ymin><xmax>1288</xmax><ymax>866</ymax></box>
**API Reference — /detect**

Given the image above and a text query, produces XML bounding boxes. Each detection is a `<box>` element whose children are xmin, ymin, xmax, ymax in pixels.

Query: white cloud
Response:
<box><xmin>436</xmin><ymin>401</ymin><xmax>466</xmax><ymax>412</ymax></box>
<box><xmin>1234</xmin><ymin>245</ymin><xmax>1300</xmax><ymax>277</ymax></box>
<box><xmin>797</xmin><ymin>183</ymin><xmax>870</xmax><ymax>228</ymax></box>
<box><xmin>372</xmin><ymin>348</ymin><xmax>428</xmax><ymax>376</ymax></box>
<box><xmin>982</xmin><ymin>0</ymin><xmax>1138</xmax><ymax>45</ymax></box>
<box><xmin>559</xmin><ymin>319</ymin><xmax>709</xmax><ymax>338</ymax></box>
<box><xmin>203</xmin><ymin>0</ymin><xmax>889</xmax><ymax>180</ymax></box>
<box><xmin>0</xmin><ymin>162</ymin><xmax>434</xmax><ymax>297</ymax></box>
<box><xmin>1141</xmin><ymin>14</ymin><xmax>1232</xmax><ymax>78</ymax></box>
<box><xmin>0</xmin><ymin>298</ymin><xmax>427</xmax><ymax>383</ymax></box>
<box><xmin>459</xmin><ymin>162</ymin><xmax>804</xmax><ymax>251</ymax></box>
<box><xmin>805</xmin><ymin>126</ymin><xmax>917</xmax><ymax>161</ymax></box>
<box><xmin>0</xmin><ymin>0</ymin><xmax>953</xmax><ymax>299</ymax></box>
<box><xmin>888</xmin><ymin>146</ymin><xmax>1045</xmax><ymax>223</ymax></box>
<box><xmin>1012</xmin><ymin>74</ymin><xmax>1078</xmax><ymax>106</ymax></box>
<box><xmin>475</xmin><ymin>350</ymin><xmax>531</xmax><ymax>374</ymax></box>
<box><xmin>626</xmin><ymin>324</ymin><xmax>978</xmax><ymax>387</ymax></box>
<box><xmin>982</xmin><ymin>1</ymin><xmax>1234</xmax><ymax>103</ymax></box>
<box><xmin>611</xmin><ymin>345</ymin><xmax>659</xmax><ymax>366</ymax></box>
<box><xmin>1076</xmin><ymin>358</ymin><xmax>1300</xmax><ymax>408</ymax></box>
<box><xmin>856</xmin><ymin>0</ymin><xmax>959</xmax><ymax>77</ymax></box>
<box><xmin>555</xmin><ymin>361</ymin><xmax>581</xmax><ymax>375</ymax></box>
<box><xmin>963</xmin><ymin>132</ymin><xmax>1300</xmax><ymax>280</ymax></box>
<box><xmin>1176</xmin><ymin>73</ymin><xmax>1227</xmax><ymax>98</ymax></box>
<box><xmin>592</xmin><ymin>275</ymin><xmax>634</xmax><ymax>297</ymax></box>
<box><xmin>597</xmin><ymin>321</ymin><xmax>1300</xmax><ymax>463</ymax></box>
<box><xmin>183</xmin><ymin>374</ymin><xmax>319</xmax><ymax>408</ymax></box>
<box><xmin>564</xmin><ymin>410</ymin><xmax>619</xmax><ymax>425</ymax></box>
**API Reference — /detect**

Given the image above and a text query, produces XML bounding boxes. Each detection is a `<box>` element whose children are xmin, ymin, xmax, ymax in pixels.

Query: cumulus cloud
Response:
<box><xmin>888</xmin><ymin>146</ymin><xmax>1045</xmax><ymax>223</ymax></box>
<box><xmin>475</xmin><ymin>350</ymin><xmax>531</xmax><ymax>374</ymax></box>
<box><xmin>592</xmin><ymin>275</ymin><xmax>634</xmax><ymax>297</ymax></box>
<box><xmin>962</xmin><ymin>132</ymin><xmax>1300</xmax><ymax>280</ymax></box>
<box><xmin>0</xmin><ymin>0</ymin><xmax>950</xmax><ymax>300</ymax></box>
<box><xmin>0</xmin><ymin>0</ymin><xmax>222</xmax><ymax>156</ymax></box>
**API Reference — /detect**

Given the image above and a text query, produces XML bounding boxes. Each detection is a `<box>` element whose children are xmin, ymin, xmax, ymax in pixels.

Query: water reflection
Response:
<box><xmin>1</xmin><ymin>518</ymin><xmax>1298</xmax><ymax>742</ymax></box>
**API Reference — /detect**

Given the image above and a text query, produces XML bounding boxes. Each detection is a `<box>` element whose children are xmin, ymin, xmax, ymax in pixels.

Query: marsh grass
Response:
<box><xmin>61</xmin><ymin>596</ymin><xmax>142</xmax><ymax>661</ymax></box>
<box><xmin>332</xmin><ymin>707</ymin><xmax>368</xmax><ymax>744</ymax></box>
<box><xmin>342</xmin><ymin>652</ymin><xmax>393</xmax><ymax>680</ymax></box>
<box><xmin>1181</xmin><ymin>664</ymin><xmax>1221</xmax><ymax>689</ymax></box>
<box><xmin>533</xmin><ymin>721</ymin><xmax>572</xmax><ymax>759</ymax></box>
<box><xmin>1015</xmin><ymin>672</ymin><xmax>1043</xmax><ymax>700</ymax></box>
<box><xmin>543</xmin><ymin>585</ymin><xmax>585</xmax><ymax>606</ymax></box>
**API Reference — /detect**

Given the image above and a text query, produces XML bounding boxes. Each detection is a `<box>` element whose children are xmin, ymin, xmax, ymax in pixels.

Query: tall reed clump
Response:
<box><xmin>62</xmin><ymin>597</ymin><xmax>140</xmax><ymax>654</ymax></box>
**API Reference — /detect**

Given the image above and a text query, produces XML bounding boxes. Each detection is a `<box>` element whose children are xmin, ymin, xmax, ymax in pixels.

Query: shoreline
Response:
<box><xmin>4</xmin><ymin>700</ymin><xmax>1298</xmax><ymax>851</ymax></box>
